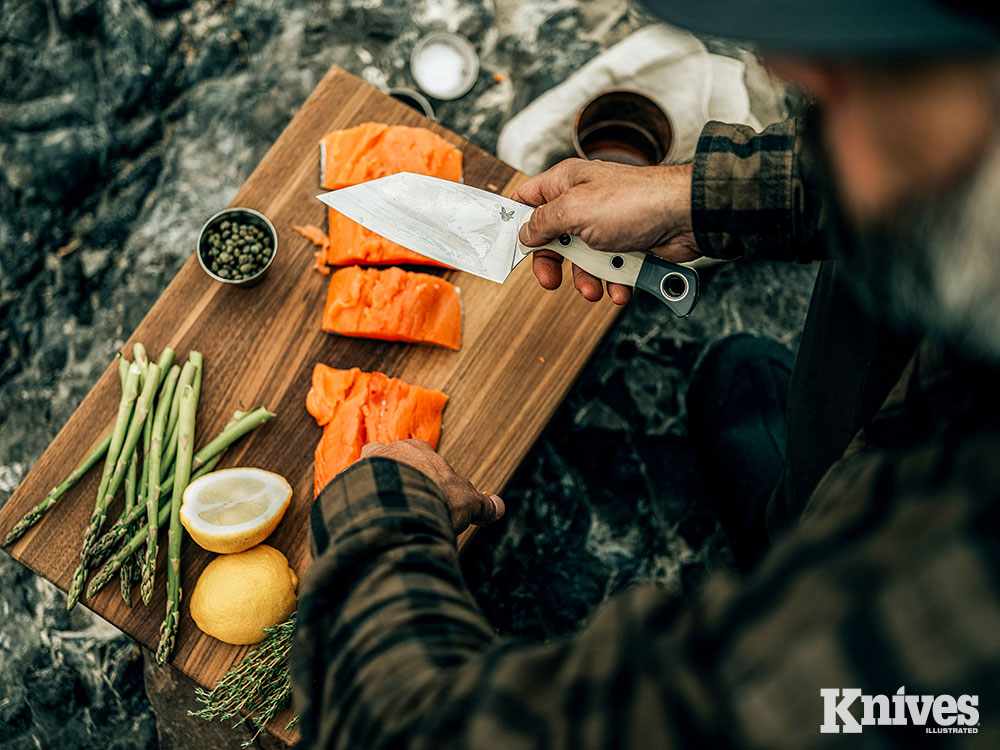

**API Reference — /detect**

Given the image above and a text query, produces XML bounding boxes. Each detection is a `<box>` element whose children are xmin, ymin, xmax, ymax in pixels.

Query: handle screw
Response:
<box><xmin>661</xmin><ymin>272</ymin><xmax>689</xmax><ymax>301</ymax></box>
<box><xmin>558</xmin><ymin>234</ymin><xmax>572</xmax><ymax>246</ymax></box>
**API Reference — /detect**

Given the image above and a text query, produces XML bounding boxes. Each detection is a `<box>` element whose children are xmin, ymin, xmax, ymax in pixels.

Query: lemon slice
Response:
<box><xmin>180</xmin><ymin>468</ymin><xmax>292</xmax><ymax>554</ymax></box>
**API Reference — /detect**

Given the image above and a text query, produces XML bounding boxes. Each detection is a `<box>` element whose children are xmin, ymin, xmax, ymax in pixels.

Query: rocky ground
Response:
<box><xmin>0</xmin><ymin>0</ymin><xmax>815</xmax><ymax>747</ymax></box>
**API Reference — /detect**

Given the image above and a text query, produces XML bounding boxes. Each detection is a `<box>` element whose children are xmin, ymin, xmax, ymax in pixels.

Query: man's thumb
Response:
<box><xmin>519</xmin><ymin>200</ymin><xmax>567</xmax><ymax>248</ymax></box>
<box><xmin>475</xmin><ymin>493</ymin><xmax>505</xmax><ymax>525</ymax></box>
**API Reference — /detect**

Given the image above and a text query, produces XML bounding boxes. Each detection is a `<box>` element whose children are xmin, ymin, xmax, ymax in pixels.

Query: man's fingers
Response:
<box><xmin>531</xmin><ymin>250</ymin><xmax>564</xmax><ymax>290</ymax></box>
<box><xmin>511</xmin><ymin>173</ymin><xmax>556</xmax><ymax>207</ymax></box>
<box><xmin>486</xmin><ymin>493</ymin><xmax>505</xmax><ymax>522</ymax></box>
<box><xmin>571</xmin><ymin>264</ymin><xmax>604</xmax><ymax>302</ymax></box>
<box><xmin>606</xmin><ymin>282</ymin><xmax>632</xmax><ymax>305</ymax></box>
<box><xmin>528</xmin><ymin>247</ymin><xmax>635</xmax><ymax>304</ymax></box>
<box><xmin>360</xmin><ymin>441</ymin><xmax>386</xmax><ymax>458</ymax></box>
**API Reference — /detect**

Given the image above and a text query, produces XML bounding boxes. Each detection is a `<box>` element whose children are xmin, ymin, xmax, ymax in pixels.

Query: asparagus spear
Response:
<box><xmin>141</xmin><ymin>364</ymin><xmax>180</xmax><ymax>604</ymax></box>
<box><xmin>154</xmin><ymin>347</ymin><xmax>175</xmax><ymax>388</ymax></box>
<box><xmin>135</xmin><ymin>409</ymin><xmax>153</xmax><ymax>577</ymax></box>
<box><xmin>130</xmin><ymin>348</ymin><xmax>174</xmax><ymax>585</ymax></box>
<box><xmin>87</xmin><ymin>407</ymin><xmax>275</xmax><ymax>560</ymax></box>
<box><xmin>161</xmin><ymin>360</ymin><xmax>198</xmax><ymax>480</ymax></box>
<box><xmin>67</xmin><ymin>360</ymin><xmax>142</xmax><ymax>610</ymax></box>
<box><xmin>2</xmin><ymin>432</ymin><xmax>112</xmax><ymax>547</ymax></box>
<box><xmin>136</xmin><ymin>348</ymin><xmax>175</xmax><ymax>507</ymax></box>
<box><xmin>140</xmin><ymin>347</ymin><xmax>177</xmax><ymax>525</ymax></box>
<box><xmin>84</xmin><ymin>452</ymin><xmax>225</xmax><ymax>601</ymax></box>
<box><xmin>157</xmin><ymin>383</ymin><xmax>197</xmax><ymax>664</ymax></box>
<box><xmin>124</xmin><ymin>353</ymin><xmax>149</xmax><ymax>602</ymax></box>
<box><xmin>189</xmin><ymin>351</ymin><xmax>204</xmax><ymax>407</ymax></box>
<box><xmin>133</xmin><ymin>343</ymin><xmax>148</xmax><ymax>375</ymax></box>
<box><xmin>120</xmin><ymin>454</ymin><xmax>138</xmax><ymax>606</ymax></box>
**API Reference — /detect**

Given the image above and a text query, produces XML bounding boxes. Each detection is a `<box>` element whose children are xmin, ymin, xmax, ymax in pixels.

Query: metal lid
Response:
<box><xmin>410</xmin><ymin>32</ymin><xmax>479</xmax><ymax>100</ymax></box>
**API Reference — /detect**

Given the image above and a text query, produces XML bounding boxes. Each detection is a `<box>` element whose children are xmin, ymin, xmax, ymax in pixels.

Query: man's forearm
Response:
<box><xmin>691</xmin><ymin>117</ymin><xmax>827</xmax><ymax>262</ymax></box>
<box><xmin>290</xmin><ymin>458</ymin><xmax>497</xmax><ymax>748</ymax></box>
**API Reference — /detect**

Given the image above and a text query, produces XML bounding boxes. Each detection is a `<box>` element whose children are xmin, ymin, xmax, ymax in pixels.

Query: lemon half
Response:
<box><xmin>190</xmin><ymin>544</ymin><xmax>298</xmax><ymax>645</ymax></box>
<box><xmin>180</xmin><ymin>468</ymin><xmax>292</xmax><ymax>554</ymax></box>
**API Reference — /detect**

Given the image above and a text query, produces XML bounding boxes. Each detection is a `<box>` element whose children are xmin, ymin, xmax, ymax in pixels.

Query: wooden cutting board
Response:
<box><xmin>0</xmin><ymin>66</ymin><xmax>621</xmax><ymax>744</ymax></box>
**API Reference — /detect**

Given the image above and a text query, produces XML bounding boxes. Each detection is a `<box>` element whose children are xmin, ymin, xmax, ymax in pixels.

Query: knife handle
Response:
<box><xmin>520</xmin><ymin>233</ymin><xmax>700</xmax><ymax>318</ymax></box>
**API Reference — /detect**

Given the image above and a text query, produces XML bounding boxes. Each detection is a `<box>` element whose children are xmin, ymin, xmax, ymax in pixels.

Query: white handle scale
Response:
<box><xmin>518</xmin><ymin>232</ymin><xmax>700</xmax><ymax>318</ymax></box>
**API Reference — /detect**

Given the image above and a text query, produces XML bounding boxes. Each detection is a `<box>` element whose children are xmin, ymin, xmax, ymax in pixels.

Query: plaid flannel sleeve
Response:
<box><xmin>691</xmin><ymin>118</ymin><xmax>827</xmax><ymax>262</ymax></box>
<box><xmin>291</xmin><ymin>452</ymin><xmax>999</xmax><ymax>748</ymax></box>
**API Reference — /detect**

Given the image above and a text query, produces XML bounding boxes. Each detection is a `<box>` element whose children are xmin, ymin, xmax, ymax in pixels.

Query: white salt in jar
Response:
<box><xmin>410</xmin><ymin>32</ymin><xmax>480</xmax><ymax>100</ymax></box>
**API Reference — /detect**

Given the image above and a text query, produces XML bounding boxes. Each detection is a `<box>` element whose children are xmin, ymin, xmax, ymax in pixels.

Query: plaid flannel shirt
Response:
<box><xmin>291</xmin><ymin>120</ymin><xmax>1000</xmax><ymax>748</ymax></box>
<box><xmin>692</xmin><ymin>118</ymin><xmax>828</xmax><ymax>263</ymax></box>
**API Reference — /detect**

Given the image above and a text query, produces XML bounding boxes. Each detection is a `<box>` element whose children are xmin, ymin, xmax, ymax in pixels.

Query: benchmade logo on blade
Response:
<box><xmin>820</xmin><ymin>688</ymin><xmax>979</xmax><ymax>734</ymax></box>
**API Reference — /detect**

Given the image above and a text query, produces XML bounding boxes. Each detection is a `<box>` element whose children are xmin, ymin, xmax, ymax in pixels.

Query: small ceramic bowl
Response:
<box><xmin>196</xmin><ymin>207</ymin><xmax>277</xmax><ymax>288</ymax></box>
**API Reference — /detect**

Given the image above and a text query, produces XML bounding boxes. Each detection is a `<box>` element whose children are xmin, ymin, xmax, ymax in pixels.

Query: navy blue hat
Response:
<box><xmin>642</xmin><ymin>0</ymin><xmax>1000</xmax><ymax>56</ymax></box>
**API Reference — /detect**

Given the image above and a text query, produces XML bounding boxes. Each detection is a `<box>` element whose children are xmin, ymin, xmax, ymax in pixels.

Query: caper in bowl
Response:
<box><xmin>197</xmin><ymin>208</ymin><xmax>277</xmax><ymax>287</ymax></box>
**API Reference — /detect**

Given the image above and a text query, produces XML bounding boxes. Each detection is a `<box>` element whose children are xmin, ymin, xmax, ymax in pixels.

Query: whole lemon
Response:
<box><xmin>190</xmin><ymin>545</ymin><xmax>298</xmax><ymax>645</ymax></box>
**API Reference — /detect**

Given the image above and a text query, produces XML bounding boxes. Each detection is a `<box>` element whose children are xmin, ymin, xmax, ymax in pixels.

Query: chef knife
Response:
<box><xmin>317</xmin><ymin>172</ymin><xmax>699</xmax><ymax>317</ymax></box>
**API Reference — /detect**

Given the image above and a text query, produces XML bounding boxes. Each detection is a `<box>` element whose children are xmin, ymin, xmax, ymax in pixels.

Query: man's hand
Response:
<box><xmin>512</xmin><ymin>159</ymin><xmax>701</xmax><ymax>304</ymax></box>
<box><xmin>360</xmin><ymin>439</ymin><xmax>504</xmax><ymax>534</ymax></box>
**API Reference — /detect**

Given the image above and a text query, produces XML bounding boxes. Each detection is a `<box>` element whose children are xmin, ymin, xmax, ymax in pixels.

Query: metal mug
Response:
<box><xmin>573</xmin><ymin>90</ymin><xmax>674</xmax><ymax>166</ymax></box>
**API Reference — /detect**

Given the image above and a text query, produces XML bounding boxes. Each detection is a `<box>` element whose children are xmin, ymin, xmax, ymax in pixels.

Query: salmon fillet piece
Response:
<box><xmin>292</xmin><ymin>224</ymin><xmax>332</xmax><ymax>274</ymax></box>
<box><xmin>312</xmin><ymin>122</ymin><xmax>462</xmax><ymax>268</ymax></box>
<box><xmin>307</xmin><ymin>364</ymin><xmax>448</xmax><ymax>496</ymax></box>
<box><xmin>319</xmin><ymin>122</ymin><xmax>462</xmax><ymax>191</ymax></box>
<box><xmin>322</xmin><ymin>266</ymin><xmax>462</xmax><ymax>350</ymax></box>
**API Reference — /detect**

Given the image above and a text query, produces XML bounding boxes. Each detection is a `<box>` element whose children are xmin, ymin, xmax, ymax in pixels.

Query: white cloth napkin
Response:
<box><xmin>497</xmin><ymin>24</ymin><xmax>775</xmax><ymax>175</ymax></box>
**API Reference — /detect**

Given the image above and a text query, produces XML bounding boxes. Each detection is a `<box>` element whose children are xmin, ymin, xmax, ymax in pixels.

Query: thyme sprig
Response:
<box><xmin>189</xmin><ymin>612</ymin><xmax>299</xmax><ymax>747</ymax></box>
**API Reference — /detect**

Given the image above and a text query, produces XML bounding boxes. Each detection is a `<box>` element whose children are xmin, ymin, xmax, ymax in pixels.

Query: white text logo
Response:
<box><xmin>820</xmin><ymin>687</ymin><xmax>979</xmax><ymax>734</ymax></box>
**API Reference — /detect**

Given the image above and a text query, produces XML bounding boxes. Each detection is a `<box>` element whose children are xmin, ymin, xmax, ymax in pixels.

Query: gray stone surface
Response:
<box><xmin>0</xmin><ymin>0</ymin><xmax>815</xmax><ymax>746</ymax></box>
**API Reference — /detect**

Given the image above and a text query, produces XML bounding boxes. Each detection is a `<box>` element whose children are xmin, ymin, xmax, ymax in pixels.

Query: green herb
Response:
<box><xmin>189</xmin><ymin>612</ymin><xmax>299</xmax><ymax>747</ymax></box>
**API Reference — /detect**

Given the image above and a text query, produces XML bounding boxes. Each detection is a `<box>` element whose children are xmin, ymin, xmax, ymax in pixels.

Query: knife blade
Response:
<box><xmin>317</xmin><ymin>172</ymin><xmax>699</xmax><ymax>317</ymax></box>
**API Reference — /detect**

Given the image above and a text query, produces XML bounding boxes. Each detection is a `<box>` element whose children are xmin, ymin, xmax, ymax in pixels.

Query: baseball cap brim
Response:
<box><xmin>642</xmin><ymin>0</ymin><xmax>1000</xmax><ymax>56</ymax></box>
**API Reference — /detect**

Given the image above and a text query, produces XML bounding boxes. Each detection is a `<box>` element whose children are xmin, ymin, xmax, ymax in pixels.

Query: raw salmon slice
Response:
<box><xmin>322</xmin><ymin>266</ymin><xmax>462</xmax><ymax>350</ymax></box>
<box><xmin>319</xmin><ymin>122</ymin><xmax>462</xmax><ymax>191</ymax></box>
<box><xmin>307</xmin><ymin>122</ymin><xmax>462</xmax><ymax>269</ymax></box>
<box><xmin>307</xmin><ymin>364</ymin><xmax>449</xmax><ymax>495</ymax></box>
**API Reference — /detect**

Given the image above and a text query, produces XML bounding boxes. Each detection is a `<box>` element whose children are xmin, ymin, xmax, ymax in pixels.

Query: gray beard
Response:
<box><xmin>839</xmin><ymin>141</ymin><xmax>1000</xmax><ymax>363</ymax></box>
